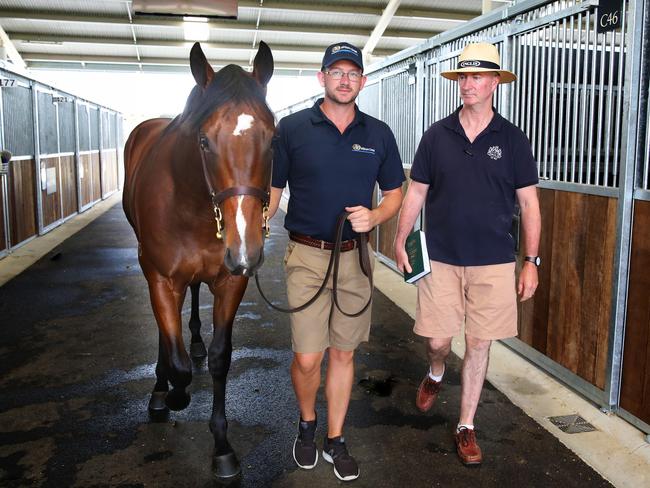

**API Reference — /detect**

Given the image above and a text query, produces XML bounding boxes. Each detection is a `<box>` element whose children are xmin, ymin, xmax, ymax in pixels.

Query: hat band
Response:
<box><xmin>457</xmin><ymin>59</ymin><xmax>501</xmax><ymax>70</ymax></box>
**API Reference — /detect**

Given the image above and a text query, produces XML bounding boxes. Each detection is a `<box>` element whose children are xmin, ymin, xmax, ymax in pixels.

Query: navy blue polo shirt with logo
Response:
<box><xmin>410</xmin><ymin>106</ymin><xmax>539</xmax><ymax>266</ymax></box>
<box><xmin>272</xmin><ymin>98</ymin><xmax>405</xmax><ymax>241</ymax></box>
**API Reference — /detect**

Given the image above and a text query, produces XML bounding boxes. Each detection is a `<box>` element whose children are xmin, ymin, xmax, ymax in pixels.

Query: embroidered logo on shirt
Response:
<box><xmin>352</xmin><ymin>143</ymin><xmax>376</xmax><ymax>154</ymax></box>
<box><xmin>487</xmin><ymin>146</ymin><xmax>502</xmax><ymax>160</ymax></box>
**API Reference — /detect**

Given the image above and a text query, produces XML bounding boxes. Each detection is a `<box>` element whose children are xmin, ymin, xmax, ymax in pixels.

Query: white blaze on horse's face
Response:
<box><xmin>232</xmin><ymin>113</ymin><xmax>255</xmax><ymax>136</ymax></box>
<box><xmin>235</xmin><ymin>195</ymin><xmax>248</xmax><ymax>259</ymax></box>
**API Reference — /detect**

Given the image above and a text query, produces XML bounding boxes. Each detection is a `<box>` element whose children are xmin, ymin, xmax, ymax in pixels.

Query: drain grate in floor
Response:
<box><xmin>548</xmin><ymin>414</ymin><xmax>597</xmax><ymax>434</ymax></box>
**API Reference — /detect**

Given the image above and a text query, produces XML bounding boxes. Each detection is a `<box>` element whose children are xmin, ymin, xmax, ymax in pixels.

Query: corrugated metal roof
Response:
<box><xmin>0</xmin><ymin>0</ymin><xmax>492</xmax><ymax>74</ymax></box>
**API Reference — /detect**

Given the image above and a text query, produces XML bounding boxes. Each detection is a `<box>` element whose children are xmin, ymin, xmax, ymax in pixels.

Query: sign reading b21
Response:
<box><xmin>598</xmin><ymin>0</ymin><xmax>623</xmax><ymax>33</ymax></box>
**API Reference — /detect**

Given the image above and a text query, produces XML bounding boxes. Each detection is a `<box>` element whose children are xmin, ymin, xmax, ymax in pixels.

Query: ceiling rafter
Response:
<box><xmin>9</xmin><ymin>32</ymin><xmax>394</xmax><ymax>56</ymax></box>
<box><xmin>0</xmin><ymin>9</ymin><xmax>436</xmax><ymax>40</ymax></box>
<box><xmin>21</xmin><ymin>52</ymin><xmax>320</xmax><ymax>71</ymax></box>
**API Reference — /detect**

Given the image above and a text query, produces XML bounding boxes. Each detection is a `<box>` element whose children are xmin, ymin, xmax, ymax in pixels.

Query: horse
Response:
<box><xmin>122</xmin><ymin>41</ymin><xmax>275</xmax><ymax>480</ymax></box>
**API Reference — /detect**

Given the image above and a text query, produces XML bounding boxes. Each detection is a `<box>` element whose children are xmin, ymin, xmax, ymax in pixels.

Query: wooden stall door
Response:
<box><xmin>40</xmin><ymin>156</ymin><xmax>62</xmax><ymax>228</ymax></box>
<box><xmin>60</xmin><ymin>155</ymin><xmax>77</xmax><ymax>218</ymax></box>
<box><xmin>517</xmin><ymin>188</ymin><xmax>616</xmax><ymax>389</ymax></box>
<box><xmin>8</xmin><ymin>159</ymin><xmax>37</xmax><ymax>246</ymax></box>
<box><xmin>79</xmin><ymin>154</ymin><xmax>92</xmax><ymax>208</ymax></box>
<box><xmin>620</xmin><ymin>200</ymin><xmax>650</xmax><ymax>425</ymax></box>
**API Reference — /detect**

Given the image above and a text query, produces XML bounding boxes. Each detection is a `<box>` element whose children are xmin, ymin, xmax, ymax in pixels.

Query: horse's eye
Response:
<box><xmin>199</xmin><ymin>134</ymin><xmax>210</xmax><ymax>152</ymax></box>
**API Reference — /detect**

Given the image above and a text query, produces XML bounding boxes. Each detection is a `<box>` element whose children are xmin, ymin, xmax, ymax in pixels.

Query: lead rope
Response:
<box><xmin>254</xmin><ymin>211</ymin><xmax>373</xmax><ymax>317</ymax></box>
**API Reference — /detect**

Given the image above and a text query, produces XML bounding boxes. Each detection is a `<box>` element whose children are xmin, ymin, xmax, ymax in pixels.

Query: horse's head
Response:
<box><xmin>187</xmin><ymin>42</ymin><xmax>275</xmax><ymax>277</ymax></box>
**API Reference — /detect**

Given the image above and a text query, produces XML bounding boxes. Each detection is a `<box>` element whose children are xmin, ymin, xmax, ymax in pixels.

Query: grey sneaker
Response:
<box><xmin>293</xmin><ymin>416</ymin><xmax>318</xmax><ymax>469</ymax></box>
<box><xmin>322</xmin><ymin>436</ymin><xmax>359</xmax><ymax>481</ymax></box>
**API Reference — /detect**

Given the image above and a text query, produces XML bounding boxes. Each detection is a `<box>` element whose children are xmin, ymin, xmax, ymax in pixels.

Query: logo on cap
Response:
<box><xmin>460</xmin><ymin>60</ymin><xmax>481</xmax><ymax>68</ymax></box>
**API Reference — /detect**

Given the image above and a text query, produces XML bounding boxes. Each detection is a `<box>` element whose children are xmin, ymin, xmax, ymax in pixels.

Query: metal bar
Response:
<box><xmin>603</xmin><ymin>29</ymin><xmax>616</xmax><ymax>187</ymax></box>
<box><xmin>549</xmin><ymin>20</ymin><xmax>559</xmax><ymax>180</ymax></box>
<box><xmin>605</xmin><ymin>0</ymin><xmax>646</xmax><ymax>410</ymax></box>
<box><xmin>74</xmin><ymin>100</ymin><xmax>82</xmax><ymax>213</ymax></box>
<box><xmin>578</xmin><ymin>10</ymin><xmax>591</xmax><ymax>184</ymax></box>
<box><xmin>557</xmin><ymin>17</ymin><xmax>567</xmax><ymax>181</ymax></box>
<box><xmin>595</xmin><ymin>28</ymin><xmax>607</xmax><ymax>186</ymax></box>
<box><xmin>635</xmin><ymin>189</ymin><xmax>650</xmax><ymax>201</ymax></box>
<box><xmin>531</xmin><ymin>29</ymin><xmax>539</xmax><ymax>160</ymax></box>
<box><xmin>565</xmin><ymin>14</ymin><xmax>575</xmax><ymax>182</ymax></box>
<box><xmin>525</xmin><ymin>32</ymin><xmax>533</xmax><ymax>138</ymax></box>
<box><xmin>586</xmin><ymin>11</ymin><xmax>598</xmax><ymax>185</ymax></box>
<box><xmin>501</xmin><ymin>337</ymin><xmax>608</xmax><ymax>407</ymax></box>
<box><xmin>32</xmin><ymin>83</ymin><xmax>44</xmax><ymax>236</ymax></box>
<box><xmin>617</xmin><ymin>408</ymin><xmax>650</xmax><ymax>435</ymax></box>
<box><xmin>537</xmin><ymin>179</ymin><xmax>620</xmax><ymax>197</ymax></box>
<box><xmin>612</xmin><ymin>22</ymin><xmax>626</xmax><ymax>188</ymax></box>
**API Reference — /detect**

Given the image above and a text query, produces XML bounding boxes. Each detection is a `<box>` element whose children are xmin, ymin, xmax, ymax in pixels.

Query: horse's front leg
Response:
<box><xmin>208</xmin><ymin>275</ymin><xmax>248</xmax><ymax>480</ymax></box>
<box><xmin>188</xmin><ymin>283</ymin><xmax>207</xmax><ymax>359</ymax></box>
<box><xmin>147</xmin><ymin>277</ymin><xmax>192</xmax><ymax>412</ymax></box>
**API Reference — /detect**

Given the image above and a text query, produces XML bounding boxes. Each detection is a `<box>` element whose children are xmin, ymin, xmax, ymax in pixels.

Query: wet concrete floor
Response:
<box><xmin>0</xmin><ymin>204</ymin><xmax>612</xmax><ymax>487</ymax></box>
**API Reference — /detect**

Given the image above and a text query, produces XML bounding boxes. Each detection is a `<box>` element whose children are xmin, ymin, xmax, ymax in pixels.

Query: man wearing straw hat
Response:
<box><xmin>394</xmin><ymin>42</ymin><xmax>541</xmax><ymax>466</ymax></box>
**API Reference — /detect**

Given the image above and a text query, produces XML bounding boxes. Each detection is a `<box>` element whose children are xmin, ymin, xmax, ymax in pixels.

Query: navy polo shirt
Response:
<box><xmin>272</xmin><ymin>98</ymin><xmax>405</xmax><ymax>241</ymax></box>
<box><xmin>410</xmin><ymin>106</ymin><xmax>539</xmax><ymax>266</ymax></box>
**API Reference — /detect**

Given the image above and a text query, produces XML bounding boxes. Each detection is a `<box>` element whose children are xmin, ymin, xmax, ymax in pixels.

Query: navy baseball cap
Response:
<box><xmin>321</xmin><ymin>42</ymin><xmax>364</xmax><ymax>71</ymax></box>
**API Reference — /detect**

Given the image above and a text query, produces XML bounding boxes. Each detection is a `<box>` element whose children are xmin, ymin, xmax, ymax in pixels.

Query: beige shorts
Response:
<box><xmin>284</xmin><ymin>241</ymin><xmax>374</xmax><ymax>353</ymax></box>
<box><xmin>414</xmin><ymin>260</ymin><xmax>518</xmax><ymax>341</ymax></box>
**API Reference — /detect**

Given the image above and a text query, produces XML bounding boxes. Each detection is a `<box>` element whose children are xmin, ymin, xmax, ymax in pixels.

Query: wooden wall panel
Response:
<box><xmin>517</xmin><ymin>188</ymin><xmax>616</xmax><ymax>389</ymax></box>
<box><xmin>0</xmin><ymin>178</ymin><xmax>6</xmax><ymax>252</ymax></box>
<box><xmin>8</xmin><ymin>159</ymin><xmax>37</xmax><ymax>245</ymax></box>
<box><xmin>377</xmin><ymin>168</ymin><xmax>411</xmax><ymax>261</ymax></box>
<box><xmin>101</xmin><ymin>150</ymin><xmax>118</xmax><ymax>195</ymax></box>
<box><xmin>79</xmin><ymin>153</ymin><xmax>93</xmax><ymax>208</ymax></box>
<box><xmin>91</xmin><ymin>152</ymin><xmax>101</xmax><ymax>202</ymax></box>
<box><xmin>60</xmin><ymin>155</ymin><xmax>77</xmax><ymax>218</ymax></box>
<box><xmin>620</xmin><ymin>200</ymin><xmax>650</xmax><ymax>424</ymax></box>
<box><xmin>40</xmin><ymin>156</ymin><xmax>62</xmax><ymax>228</ymax></box>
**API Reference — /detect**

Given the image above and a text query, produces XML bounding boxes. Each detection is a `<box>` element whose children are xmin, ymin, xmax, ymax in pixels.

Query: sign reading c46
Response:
<box><xmin>597</xmin><ymin>0</ymin><xmax>623</xmax><ymax>33</ymax></box>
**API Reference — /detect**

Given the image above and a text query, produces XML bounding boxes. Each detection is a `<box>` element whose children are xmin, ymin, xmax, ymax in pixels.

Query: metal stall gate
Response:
<box><xmin>0</xmin><ymin>66</ymin><xmax>123</xmax><ymax>258</ymax></box>
<box><xmin>277</xmin><ymin>0</ymin><xmax>649</xmax><ymax>432</ymax></box>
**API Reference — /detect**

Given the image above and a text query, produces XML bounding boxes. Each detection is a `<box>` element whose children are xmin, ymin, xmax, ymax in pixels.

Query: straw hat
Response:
<box><xmin>441</xmin><ymin>42</ymin><xmax>516</xmax><ymax>84</ymax></box>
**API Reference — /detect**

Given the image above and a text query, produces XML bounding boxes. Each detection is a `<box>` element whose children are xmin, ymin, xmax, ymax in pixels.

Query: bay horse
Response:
<box><xmin>122</xmin><ymin>41</ymin><xmax>274</xmax><ymax>479</ymax></box>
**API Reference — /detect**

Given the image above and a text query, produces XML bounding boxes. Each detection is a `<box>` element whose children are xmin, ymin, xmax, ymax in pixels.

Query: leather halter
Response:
<box><xmin>199</xmin><ymin>132</ymin><xmax>270</xmax><ymax>239</ymax></box>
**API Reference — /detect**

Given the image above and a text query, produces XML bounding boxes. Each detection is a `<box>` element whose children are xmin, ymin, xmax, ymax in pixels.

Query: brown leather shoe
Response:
<box><xmin>415</xmin><ymin>374</ymin><xmax>442</xmax><ymax>412</ymax></box>
<box><xmin>455</xmin><ymin>427</ymin><xmax>482</xmax><ymax>465</ymax></box>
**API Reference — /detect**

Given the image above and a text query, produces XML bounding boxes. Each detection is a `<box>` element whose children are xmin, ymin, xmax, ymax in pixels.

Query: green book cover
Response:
<box><xmin>404</xmin><ymin>230</ymin><xmax>431</xmax><ymax>284</ymax></box>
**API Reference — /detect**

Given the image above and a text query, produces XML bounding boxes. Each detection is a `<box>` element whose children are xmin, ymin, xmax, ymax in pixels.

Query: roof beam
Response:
<box><xmin>8</xmin><ymin>32</ymin><xmax>396</xmax><ymax>57</ymax></box>
<box><xmin>238</xmin><ymin>1</ymin><xmax>475</xmax><ymax>21</ymax></box>
<box><xmin>0</xmin><ymin>25</ymin><xmax>26</xmax><ymax>69</ymax></box>
<box><xmin>363</xmin><ymin>0</ymin><xmax>401</xmax><ymax>59</ymax></box>
<box><xmin>21</xmin><ymin>52</ymin><xmax>321</xmax><ymax>71</ymax></box>
<box><xmin>0</xmin><ymin>9</ymin><xmax>434</xmax><ymax>40</ymax></box>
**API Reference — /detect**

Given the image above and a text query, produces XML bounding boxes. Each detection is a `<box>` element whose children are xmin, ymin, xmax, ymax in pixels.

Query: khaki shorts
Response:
<box><xmin>284</xmin><ymin>241</ymin><xmax>374</xmax><ymax>353</ymax></box>
<box><xmin>414</xmin><ymin>260</ymin><xmax>517</xmax><ymax>341</ymax></box>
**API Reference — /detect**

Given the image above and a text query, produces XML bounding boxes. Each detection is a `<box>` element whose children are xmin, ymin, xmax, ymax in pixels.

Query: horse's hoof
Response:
<box><xmin>212</xmin><ymin>452</ymin><xmax>241</xmax><ymax>480</ymax></box>
<box><xmin>190</xmin><ymin>341</ymin><xmax>207</xmax><ymax>359</ymax></box>
<box><xmin>148</xmin><ymin>391</ymin><xmax>170</xmax><ymax>421</ymax></box>
<box><xmin>148</xmin><ymin>391</ymin><xmax>169</xmax><ymax>411</ymax></box>
<box><xmin>165</xmin><ymin>388</ymin><xmax>190</xmax><ymax>411</ymax></box>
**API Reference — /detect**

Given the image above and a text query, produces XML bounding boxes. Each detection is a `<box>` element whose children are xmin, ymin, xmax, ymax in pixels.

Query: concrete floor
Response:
<box><xmin>0</xmin><ymin>193</ymin><xmax>646</xmax><ymax>487</ymax></box>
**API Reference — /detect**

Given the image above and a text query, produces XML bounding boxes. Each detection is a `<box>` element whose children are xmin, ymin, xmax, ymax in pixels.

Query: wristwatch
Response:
<box><xmin>524</xmin><ymin>255</ymin><xmax>541</xmax><ymax>266</ymax></box>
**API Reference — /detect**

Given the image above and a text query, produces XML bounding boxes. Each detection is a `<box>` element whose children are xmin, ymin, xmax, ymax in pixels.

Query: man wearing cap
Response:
<box><xmin>394</xmin><ymin>42</ymin><xmax>541</xmax><ymax>466</ymax></box>
<box><xmin>268</xmin><ymin>42</ymin><xmax>404</xmax><ymax>481</ymax></box>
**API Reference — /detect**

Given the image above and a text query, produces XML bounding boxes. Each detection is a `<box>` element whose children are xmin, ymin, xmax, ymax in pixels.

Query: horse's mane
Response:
<box><xmin>165</xmin><ymin>64</ymin><xmax>273</xmax><ymax>136</ymax></box>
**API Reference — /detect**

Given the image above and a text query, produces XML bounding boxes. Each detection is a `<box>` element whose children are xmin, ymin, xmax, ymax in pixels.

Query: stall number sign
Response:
<box><xmin>0</xmin><ymin>78</ymin><xmax>16</xmax><ymax>87</ymax></box>
<box><xmin>598</xmin><ymin>0</ymin><xmax>623</xmax><ymax>33</ymax></box>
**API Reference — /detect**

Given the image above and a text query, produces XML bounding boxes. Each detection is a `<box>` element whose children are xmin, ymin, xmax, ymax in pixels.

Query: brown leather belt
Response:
<box><xmin>289</xmin><ymin>232</ymin><xmax>358</xmax><ymax>252</ymax></box>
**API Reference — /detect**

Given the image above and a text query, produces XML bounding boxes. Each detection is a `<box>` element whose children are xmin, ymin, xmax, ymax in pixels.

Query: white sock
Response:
<box><xmin>457</xmin><ymin>423</ymin><xmax>474</xmax><ymax>433</ymax></box>
<box><xmin>428</xmin><ymin>364</ymin><xmax>444</xmax><ymax>382</ymax></box>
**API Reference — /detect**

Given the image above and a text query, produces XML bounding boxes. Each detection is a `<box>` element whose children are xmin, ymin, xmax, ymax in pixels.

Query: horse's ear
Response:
<box><xmin>252</xmin><ymin>41</ymin><xmax>274</xmax><ymax>88</ymax></box>
<box><xmin>190</xmin><ymin>42</ymin><xmax>214</xmax><ymax>88</ymax></box>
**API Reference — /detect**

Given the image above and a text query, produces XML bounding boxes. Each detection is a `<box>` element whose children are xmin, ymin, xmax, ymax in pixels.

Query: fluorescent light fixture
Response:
<box><xmin>183</xmin><ymin>17</ymin><xmax>210</xmax><ymax>42</ymax></box>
